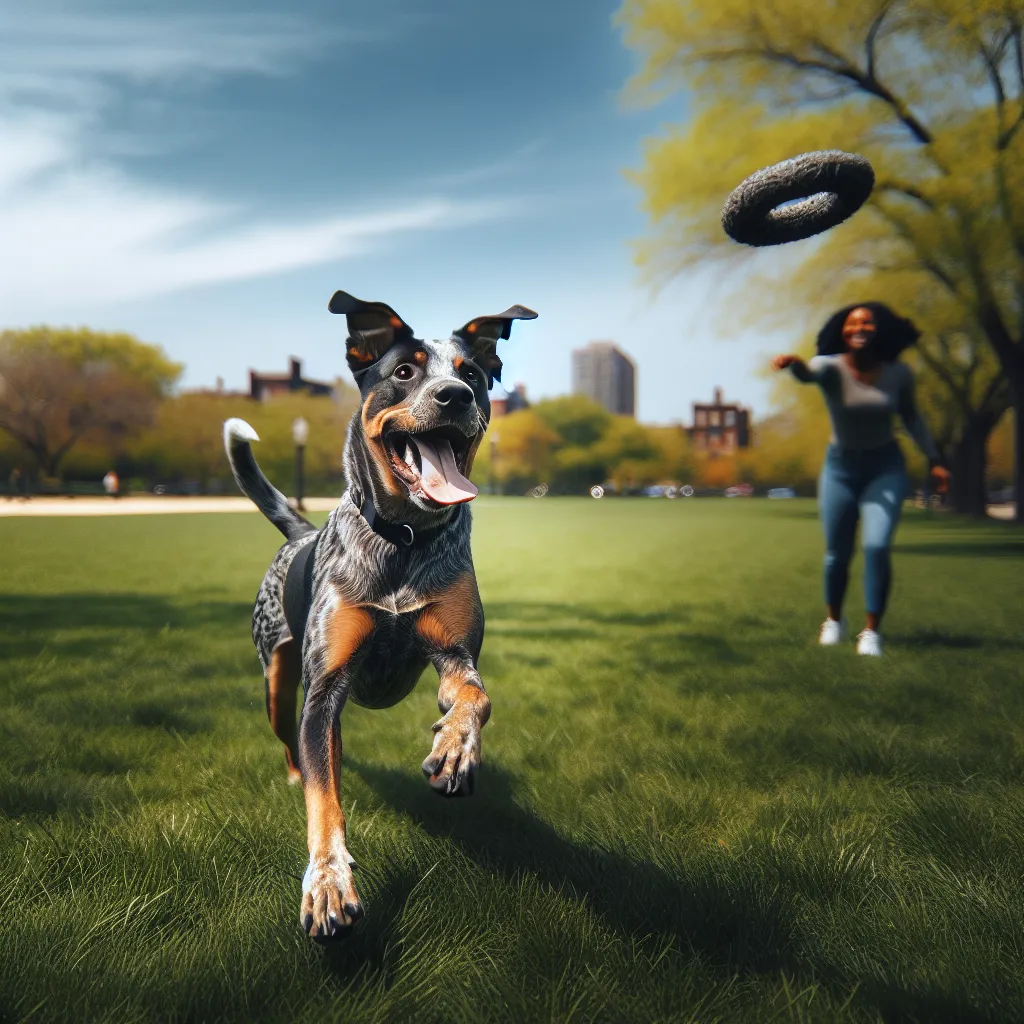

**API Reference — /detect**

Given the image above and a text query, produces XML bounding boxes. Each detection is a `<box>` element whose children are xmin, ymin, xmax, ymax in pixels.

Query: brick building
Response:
<box><xmin>689</xmin><ymin>387</ymin><xmax>750</xmax><ymax>453</ymax></box>
<box><xmin>490</xmin><ymin>383</ymin><xmax>530</xmax><ymax>418</ymax></box>
<box><xmin>249</xmin><ymin>357</ymin><xmax>334</xmax><ymax>402</ymax></box>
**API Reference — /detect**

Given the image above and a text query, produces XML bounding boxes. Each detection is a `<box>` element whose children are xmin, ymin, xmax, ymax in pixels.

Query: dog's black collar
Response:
<box><xmin>359</xmin><ymin>495</ymin><xmax>444</xmax><ymax>548</ymax></box>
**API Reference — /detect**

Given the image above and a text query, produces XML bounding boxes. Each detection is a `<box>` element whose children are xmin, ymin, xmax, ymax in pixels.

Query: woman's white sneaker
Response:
<box><xmin>818</xmin><ymin>618</ymin><xmax>846</xmax><ymax>646</ymax></box>
<box><xmin>856</xmin><ymin>629</ymin><xmax>883</xmax><ymax>656</ymax></box>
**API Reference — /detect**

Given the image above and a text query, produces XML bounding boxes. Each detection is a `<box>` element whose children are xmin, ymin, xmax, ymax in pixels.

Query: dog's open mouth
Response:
<box><xmin>384</xmin><ymin>426</ymin><xmax>479</xmax><ymax>506</ymax></box>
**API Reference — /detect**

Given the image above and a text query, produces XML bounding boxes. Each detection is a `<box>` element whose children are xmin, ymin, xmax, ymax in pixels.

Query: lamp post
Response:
<box><xmin>489</xmin><ymin>430</ymin><xmax>500</xmax><ymax>496</ymax></box>
<box><xmin>292</xmin><ymin>416</ymin><xmax>309</xmax><ymax>512</ymax></box>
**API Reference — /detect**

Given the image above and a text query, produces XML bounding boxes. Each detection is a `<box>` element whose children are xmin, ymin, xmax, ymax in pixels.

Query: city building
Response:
<box><xmin>571</xmin><ymin>342</ymin><xmax>636</xmax><ymax>417</ymax></box>
<box><xmin>249</xmin><ymin>357</ymin><xmax>334</xmax><ymax>402</ymax></box>
<box><xmin>490</xmin><ymin>383</ymin><xmax>530</xmax><ymax>418</ymax></box>
<box><xmin>689</xmin><ymin>387</ymin><xmax>751</xmax><ymax>453</ymax></box>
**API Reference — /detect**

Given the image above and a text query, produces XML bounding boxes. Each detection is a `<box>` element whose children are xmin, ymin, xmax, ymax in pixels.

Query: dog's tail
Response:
<box><xmin>223</xmin><ymin>418</ymin><xmax>316</xmax><ymax>542</ymax></box>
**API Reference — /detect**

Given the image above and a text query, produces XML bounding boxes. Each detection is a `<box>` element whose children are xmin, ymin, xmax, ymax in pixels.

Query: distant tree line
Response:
<box><xmin>0</xmin><ymin>326</ymin><xmax>1013</xmax><ymax>499</ymax></box>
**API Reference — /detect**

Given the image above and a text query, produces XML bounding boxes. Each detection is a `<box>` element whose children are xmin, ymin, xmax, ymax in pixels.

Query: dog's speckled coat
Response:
<box><xmin>225</xmin><ymin>292</ymin><xmax>535</xmax><ymax>941</ymax></box>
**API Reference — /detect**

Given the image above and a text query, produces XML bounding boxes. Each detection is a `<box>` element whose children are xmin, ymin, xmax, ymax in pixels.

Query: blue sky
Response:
<box><xmin>0</xmin><ymin>0</ymin><xmax>781</xmax><ymax>422</ymax></box>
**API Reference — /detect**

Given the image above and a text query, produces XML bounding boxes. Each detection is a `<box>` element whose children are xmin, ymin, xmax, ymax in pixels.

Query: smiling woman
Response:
<box><xmin>772</xmin><ymin>303</ymin><xmax>951</xmax><ymax>656</ymax></box>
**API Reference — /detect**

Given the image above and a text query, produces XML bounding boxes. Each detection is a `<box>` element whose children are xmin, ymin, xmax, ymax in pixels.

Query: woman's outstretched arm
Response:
<box><xmin>772</xmin><ymin>354</ymin><xmax>836</xmax><ymax>384</ymax></box>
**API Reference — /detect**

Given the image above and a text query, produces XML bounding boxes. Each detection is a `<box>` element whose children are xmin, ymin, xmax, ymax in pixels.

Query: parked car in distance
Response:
<box><xmin>724</xmin><ymin>483</ymin><xmax>754</xmax><ymax>498</ymax></box>
<box><xmin>767</xmin><ymin>487</ymin><xmax>797</xmax><ymax>499</ymax></box>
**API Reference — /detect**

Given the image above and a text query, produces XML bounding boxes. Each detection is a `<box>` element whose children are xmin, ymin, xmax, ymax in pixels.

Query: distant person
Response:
<box><xmin>102</xmin><ymin>469</ymin><xmax>120</xmax><ymax>499</ymax></box>
<box><xmin>772</xmin><ymin>303</ymin><xmax>951</xmax><ymax>657</ymax></box>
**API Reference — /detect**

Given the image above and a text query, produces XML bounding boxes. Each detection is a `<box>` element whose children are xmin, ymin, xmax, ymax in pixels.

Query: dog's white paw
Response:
<box><xmin>300</xmin><ymin>856</ymin><xmax>362</xmax><ymax>941</ymax></box>
<box><xmin>421</xmin><ymin>712</ymin><xmax>480</xmax><ymax>797</ymax></box>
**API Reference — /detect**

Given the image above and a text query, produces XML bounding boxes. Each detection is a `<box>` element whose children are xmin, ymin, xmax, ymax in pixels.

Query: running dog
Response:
<box><xmin>224</xmin><ymin>291</ymin><xmax>536</xmax><ymax>941</ymax></box>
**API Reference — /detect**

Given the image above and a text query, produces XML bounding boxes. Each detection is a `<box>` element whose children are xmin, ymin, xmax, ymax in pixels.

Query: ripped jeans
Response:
<box><xmin>818</xmin><ymin>440</ymin><xmax>909</xmax><ymax>618</ymax></box>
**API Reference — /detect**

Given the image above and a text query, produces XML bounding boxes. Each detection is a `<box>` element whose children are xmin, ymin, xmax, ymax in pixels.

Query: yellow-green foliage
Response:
<box><xmin>617</xmin><ymin>0</ymin><xmax>1021</xmax><ymax>482</ymax></box>
<box><xmin>0</xmin><ymin>326</ymin><xmax>182</xmax><ymax>396</ymax></box>
<box><xmin>128</xmin><ymin>386</ymin><xmax>360</xmax><ymax>492</ymax></box>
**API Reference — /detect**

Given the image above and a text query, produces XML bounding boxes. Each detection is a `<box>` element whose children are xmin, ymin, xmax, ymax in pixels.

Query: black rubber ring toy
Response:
<box><xmin>721</xmin><ymin>150</ymin><xmax>875</xmax><ymax>247</ymax></box>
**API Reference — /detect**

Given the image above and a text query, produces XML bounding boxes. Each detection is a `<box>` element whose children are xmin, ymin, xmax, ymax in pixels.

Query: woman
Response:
<box><xmin>772</xmin><ymin>303</ymin><xmax>951</xmax><ymax>656</ymax></box>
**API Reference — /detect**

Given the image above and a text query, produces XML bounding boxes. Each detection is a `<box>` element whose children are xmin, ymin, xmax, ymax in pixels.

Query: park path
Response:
<box><xmin>0</xmin><ymin>496</ymin><xmax>1016</xmax><ymax>519</ymax></box>
<box><xmin>0</xmin><ymin>496</ymin><xmax>341</xmax><ymax>517</ymax></box>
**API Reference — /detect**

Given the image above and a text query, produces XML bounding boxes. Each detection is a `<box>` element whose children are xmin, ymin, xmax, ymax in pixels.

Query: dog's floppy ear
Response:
<box><xmin>329</xmin><ymin>290</ymin><xmax>415</xmax><ymax>374</ymax></box>
<box><xmin>452</xmin><ymin>305</ymin><xmax>537</xmax><ymax>386</ymax></box>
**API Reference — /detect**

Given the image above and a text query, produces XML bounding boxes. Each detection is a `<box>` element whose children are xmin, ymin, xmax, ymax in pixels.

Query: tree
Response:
<box><xmin>618</xmin><ymin>0</ymin><xmax>1024</xmax><ymax>520</ymax></box>
<box><xmin>533</xmin><ymin>396</ymin><xmax>614</xmax><ymax>492</ymax></box>
<box><xmin>0</xmin><ymin>327</ymin><xmax>181</xmax><ymax>480</ymax></box>
<box><xmin>128</xmin><ymin>385</ymin><xmax>360</xmax><ymax>494</ymax></box>
<box><xmin>478</xmin><ymin>410</ymin><xmax>560</xmax><ymax>494</ymax></box>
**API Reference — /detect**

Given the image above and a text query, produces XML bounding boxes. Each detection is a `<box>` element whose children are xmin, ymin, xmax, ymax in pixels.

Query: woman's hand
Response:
<box><xmin>772</xmin><ymin>354</ymin><xmax>805</xmax><ymax>372</ymax></box>
<box><xmin>930</xmin><ymin>464</ymin><xmax>951</xmax><ymax>495</ymax></box>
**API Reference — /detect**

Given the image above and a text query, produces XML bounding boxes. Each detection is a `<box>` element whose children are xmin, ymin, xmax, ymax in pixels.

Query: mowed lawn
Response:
<box><xmin>2</xmin><ymin>499</ymin><xmax>1024</xmax><ymax>1024</ymax></box>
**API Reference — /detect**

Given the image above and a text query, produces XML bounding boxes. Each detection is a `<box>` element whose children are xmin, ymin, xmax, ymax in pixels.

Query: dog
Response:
<box><xmin>223</xmin><ymin>291</ymin><xmax>536</xmax><ymax>941</ymax></box>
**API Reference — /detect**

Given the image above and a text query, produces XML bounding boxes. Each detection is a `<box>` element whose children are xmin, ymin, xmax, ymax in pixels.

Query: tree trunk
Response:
<box><xmin>1014</xmin><ymin>382</ymin><xmax>1024</xmax><ymax>525</ymax></box>
<box><xmin>949</xmin><ymin>414</ymin><xmax>993</xmax><ymax>518</ymax></box>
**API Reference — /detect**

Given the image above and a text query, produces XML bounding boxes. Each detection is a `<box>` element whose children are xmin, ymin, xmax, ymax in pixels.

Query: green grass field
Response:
<box><xmin>2</xmin><ymin>499</ymin><xmax>1024</xmax><ymax>1023</ymax></box>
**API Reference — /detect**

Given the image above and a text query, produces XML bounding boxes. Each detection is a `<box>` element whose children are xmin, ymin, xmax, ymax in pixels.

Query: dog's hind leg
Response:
<box><xmin>265</xmin><ymin>640</ymin><xmax>302</xmax><ymax>784</ymax></box>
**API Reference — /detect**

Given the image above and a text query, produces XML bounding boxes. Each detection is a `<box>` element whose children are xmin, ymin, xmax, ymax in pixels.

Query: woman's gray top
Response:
<box><xmin>791</xmin><ymin>355</ymin><xmax>940</xmax><ymax>463</ymax></box>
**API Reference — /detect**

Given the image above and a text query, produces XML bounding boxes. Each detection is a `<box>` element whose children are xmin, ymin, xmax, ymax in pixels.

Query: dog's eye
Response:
<box><xmin>393</xmin><ymin>364</ymin><xmax>416</xmax><ymax>381</ymax></box>
<box><xmin>463</xmin><ymin>368</ymin><xmax>478</xmax><ymax>384</ymax></box>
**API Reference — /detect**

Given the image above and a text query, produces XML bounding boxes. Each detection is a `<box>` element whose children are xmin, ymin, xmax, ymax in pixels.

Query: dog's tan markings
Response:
<box><xmin>360</xmin><ymin>395</ymin><xmax>419</xmax><ymax>495</ymax></box>
<box><xmin>416</xmin><ymin>573</ymin><xmax>489</xmax><ymax>796</ymax></box>
<box><xmin>300</xmin><ymin>597</ymin><xmax>373</xmax><ymax>940</ymax></box>
<box><xmin>412</xmin><ymin>349</ymin><xmax>428</xmax><ymax>366</ymax></box>
<box><xmin>266</xmin><ymin>641</ymin><xmax>302</xmax><ymax>784</ymax></box>
<box><xmin>416</xmin><ymin>572</ymin><xmax>481</xmax><ymax>651</ymax></box>
<box><xmin>324</xmin><ymin>601</ymin><xmax>374</xmax><ymax>677</ymax></box>
<box><xmin>453</xmin><ymin>355</ymin><xmax>464</xmax><ymax>370</ymax></box>
<box><xmin>301</xmin><ymin>718</ymin><xmax>363</xmax><ymax>939</ymax></box>
<box><xmin>349</xmin><ymin>349</ymin><xmax>375</xmax><ymax>364</ymax></box>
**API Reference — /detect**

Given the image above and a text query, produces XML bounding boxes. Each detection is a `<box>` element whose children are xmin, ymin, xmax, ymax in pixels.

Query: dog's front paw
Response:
<box><xmin>300</xmin><ymin>857</ymin><xmax>363</xmax><ymax>941</ymax></box>
<box><xmin>421</xmin><ymin>712</ymin><xmax>480</xmax><ymax>797</ymax></box>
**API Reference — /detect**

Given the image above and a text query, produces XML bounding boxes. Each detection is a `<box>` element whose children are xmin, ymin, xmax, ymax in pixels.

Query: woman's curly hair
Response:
<box><xmin>816</xmin><ymin>302</ymin><xmax>921</xmax><ymax>361</ymax></box>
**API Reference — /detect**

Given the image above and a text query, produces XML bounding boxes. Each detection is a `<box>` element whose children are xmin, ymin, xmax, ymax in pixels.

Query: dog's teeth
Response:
<box><xmin>404</xmin><ymin>444</ymin><xmax>415</xmax><ymax>467</ymax></box>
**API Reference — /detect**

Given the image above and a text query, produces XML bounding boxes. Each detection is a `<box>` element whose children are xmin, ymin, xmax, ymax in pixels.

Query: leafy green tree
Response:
<box><xmin>619</xmin><ymin>0</ymin><xmax>1024</xmax><ymax>518</ymax></box>
<box><xmin>129</xmin><ymin>385</ymin><xmax>359</xmax><ymax>495</ymax></box>
<box><xmin>477</xmin><ymin>410</ymin><xmax>560</xmax><ymax>494</ymax></box>
<box><xmin>0</xmin><ymin>327</ymin><xmax>181</xmax><ymax>479</ymax></box>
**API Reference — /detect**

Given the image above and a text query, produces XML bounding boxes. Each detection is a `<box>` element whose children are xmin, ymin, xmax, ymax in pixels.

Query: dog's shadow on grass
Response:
<box><xmin>347</xmin><ymin>757</ymin><xmax>997</xmax><ymax>1024</ymax></box>
<box><xmin>350</xmin><ymin>758</ymin><xmax>795</xmax><ymax>969</ymax></box>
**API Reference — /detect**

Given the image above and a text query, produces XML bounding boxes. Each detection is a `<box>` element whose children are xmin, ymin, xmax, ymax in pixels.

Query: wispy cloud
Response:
<box><xmin>0</xmin><ymin>5</ymin><xmax>514</xmax><ymax>314</ymax></box>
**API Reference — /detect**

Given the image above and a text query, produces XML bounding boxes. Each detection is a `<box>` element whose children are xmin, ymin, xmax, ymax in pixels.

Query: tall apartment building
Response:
<box><xmin>571</xmin><ymin>342</ymin><xmax>636</xmax><ymax>417</ymax></box>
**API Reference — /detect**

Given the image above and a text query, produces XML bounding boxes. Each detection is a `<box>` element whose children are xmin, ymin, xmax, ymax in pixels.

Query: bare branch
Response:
<box><xmin>998</xmin><ymin>22</ymin><xmax>1024</xmax><ymax>147</ymax></box>
<box><xmin>875</xmin><ymin>180</ymin><xmax>935</xmax><ymax>209</ymax></box>
<box><xmin>870</xmin><ymin>202</ymin><xmax>959</xmax><ymax>293</ymax></box>
<box><xmin>865</xmin><ymin>5</ymin><xmax>891</xmax><ymax>82</ymax></box>
<box><xmin>917</xmin><ymin>339</ymin><xmax>971</xmax><ymax>412</ymax></box>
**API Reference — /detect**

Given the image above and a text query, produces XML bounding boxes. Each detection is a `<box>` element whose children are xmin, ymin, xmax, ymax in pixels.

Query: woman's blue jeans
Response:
<box><xmin>818</xmin><ymin>441</ymin><xmax>909</xmax><ymax>618</ymax></box>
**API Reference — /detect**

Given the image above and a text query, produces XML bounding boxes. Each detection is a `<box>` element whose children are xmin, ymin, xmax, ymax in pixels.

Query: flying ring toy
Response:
<box><xmin>721</xmin><ymin>150</ymin><xmax>875</xmax><ymax>247</ymax></box>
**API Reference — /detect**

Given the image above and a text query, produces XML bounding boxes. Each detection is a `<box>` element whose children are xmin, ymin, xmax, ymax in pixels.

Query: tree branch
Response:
<box><xmin>875</xmin><ymin>180</ymin><xmax>935</xmax><ymax>209</ymax></box>
<box><xmin>865</xmin><ymin>5</ymin><xmax>890</xmax><ymax>82</ymax></box>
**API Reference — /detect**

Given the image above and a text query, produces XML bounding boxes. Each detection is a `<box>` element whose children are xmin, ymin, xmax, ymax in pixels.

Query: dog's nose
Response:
<box><xmin>432</xmin><ymin>382</ymin><xmax>475</xmax><ymax>409</ymax></box>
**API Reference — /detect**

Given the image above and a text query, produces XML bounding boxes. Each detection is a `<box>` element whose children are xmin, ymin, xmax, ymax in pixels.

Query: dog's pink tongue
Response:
<box><xmin>412</xmin><ymin>437</ymin><xmax>478</xmax><ymax>505</ymax></box>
